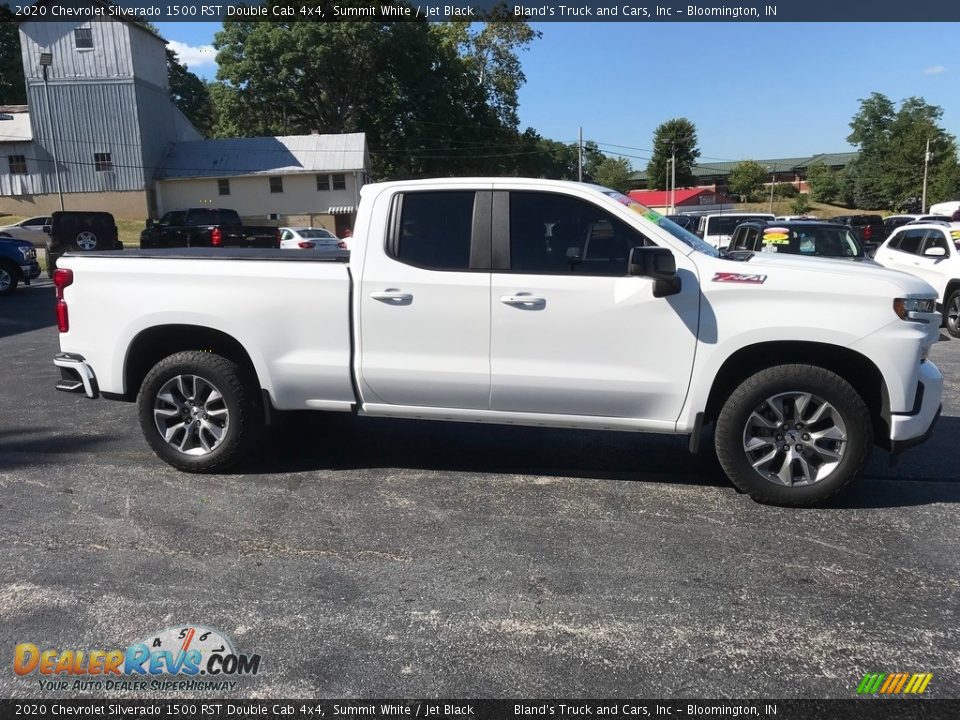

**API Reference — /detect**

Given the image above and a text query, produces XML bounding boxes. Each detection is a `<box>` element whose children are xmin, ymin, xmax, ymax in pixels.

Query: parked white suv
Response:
<box><xmin>874</xmin><ymin>222</ymin><xmax>960</xmax><ymax>337</ymax></box>
<box><xmin>696</xmin><ymin>213</ymin><xmax>775</xmax><ymax>249</ymax></box>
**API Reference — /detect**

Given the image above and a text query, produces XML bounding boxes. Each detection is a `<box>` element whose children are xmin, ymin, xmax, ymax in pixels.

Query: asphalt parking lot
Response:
<box><xmin>1</xmin><ymin>281</ymin><xmax>958</xmax><ymax>699</ymax></box>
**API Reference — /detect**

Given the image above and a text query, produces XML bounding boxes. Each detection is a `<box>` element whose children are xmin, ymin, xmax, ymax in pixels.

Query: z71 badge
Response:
<box><xmin>712</xmin><ymin>272</ymin><xmax>767</xmax><ymax>284</ymax></box>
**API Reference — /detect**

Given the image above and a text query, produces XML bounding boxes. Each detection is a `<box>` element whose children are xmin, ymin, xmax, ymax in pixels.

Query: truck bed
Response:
<box><xmin>57</xmin><ymin>250</ymin><xmax>356</xmax><ymax>411</ymax></box>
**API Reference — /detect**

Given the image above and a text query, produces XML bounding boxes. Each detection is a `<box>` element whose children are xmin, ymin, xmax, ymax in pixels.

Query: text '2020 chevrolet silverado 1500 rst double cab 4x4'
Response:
<box><xmin>52</xmin><ymin>179</ymin><xmax>943</xmax><ymax>506</ymax></box>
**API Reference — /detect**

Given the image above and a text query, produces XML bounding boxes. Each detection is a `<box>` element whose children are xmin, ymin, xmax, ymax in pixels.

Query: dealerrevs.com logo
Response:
<box><xmin>13</xmin><ymin>625</ymin><xmax>261</xmax><ymax>692</ymax></box>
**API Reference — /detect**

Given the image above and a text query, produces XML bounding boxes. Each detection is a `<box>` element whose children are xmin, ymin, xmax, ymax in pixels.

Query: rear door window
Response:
<box><xmin>392</xmin><ymin>191</ymin><xmax>475</xmax><ymax>271</ymax></box>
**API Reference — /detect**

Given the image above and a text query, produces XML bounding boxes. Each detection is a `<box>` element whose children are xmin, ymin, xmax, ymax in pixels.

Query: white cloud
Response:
<box><xmin>923</xmin><ymin>65</ymin><xmax>945</xmax><ymax>75</ymax></box>
<box><xmin>167</xmin><ymin>40</ymin><xmax>217</xmax><ymax>69</ymax></box>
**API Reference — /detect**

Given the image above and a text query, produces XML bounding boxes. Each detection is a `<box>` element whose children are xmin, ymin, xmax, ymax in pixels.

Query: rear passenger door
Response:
<box><xmin>488</xmin><ymin>189</ymin><xmax>700</xmax><ymax>423</ymax></box>
<box><xmin>358</xmin><ymin>188</ymin><xmax>492</xmax><ymax>409</ymax></box>
<box><xmin>876</xmin><ymin>228</ymin><xmax>923</xmax><ymax>273</ymax></box>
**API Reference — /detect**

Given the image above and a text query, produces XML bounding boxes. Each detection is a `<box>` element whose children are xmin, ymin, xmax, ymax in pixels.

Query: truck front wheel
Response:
<box><xmin>715</xmin><ymin>364</ymin><xmax>872</xmax><ymax>506</ymax></box>
<box><xmin>945</xmin><ymin>288</ymin><xmax>960</xmax><ymax>338</ymax></box>
<box><xmin>137</xmin><ymin>350</ymin><xmax>262</xmax><ymax>472</ymax></box>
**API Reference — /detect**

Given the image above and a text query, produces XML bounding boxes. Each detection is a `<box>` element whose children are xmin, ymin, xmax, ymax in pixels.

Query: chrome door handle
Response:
<box><xmin>370</xmin><ymin>290</ymin><xmax>413</xmax><ymax>303</ymax></box>
<box><xmin>500</xmin><ymin>294</ymin><xmax>546</xmax><ymax>308</ymax></box>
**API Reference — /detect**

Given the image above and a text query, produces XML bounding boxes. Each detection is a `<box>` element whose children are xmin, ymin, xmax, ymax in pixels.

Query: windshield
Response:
<box><xmin>602</xmin><ymin>191</ymin><xmax>718</xmax><ymax>257</ymax></box>
<box><xmin>297</xmin><ymin>229</ymin><xmax>337</xmax><ymax>239</ymax></box>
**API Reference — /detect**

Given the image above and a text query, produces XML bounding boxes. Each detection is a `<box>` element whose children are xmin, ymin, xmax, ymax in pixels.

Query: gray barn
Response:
<box><xmin>0</xmin><ymin>8</ymin><xmax>201</xmax><ymax>218</ymax></box>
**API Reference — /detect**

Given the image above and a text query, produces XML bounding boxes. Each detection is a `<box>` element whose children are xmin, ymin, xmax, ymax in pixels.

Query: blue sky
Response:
<box><xmin>156</xmin><ymin>21</ymin><xmax>960</xmax><ymax>165</ymax></box>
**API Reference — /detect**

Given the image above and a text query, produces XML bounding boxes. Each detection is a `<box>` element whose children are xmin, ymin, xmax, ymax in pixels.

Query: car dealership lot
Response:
<box><xmin>1</xmin><ymin>283</ymin><xmax>959</xmax><ymax>699</ymax></box>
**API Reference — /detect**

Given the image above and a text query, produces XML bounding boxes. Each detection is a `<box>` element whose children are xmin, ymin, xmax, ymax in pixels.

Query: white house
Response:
<box><xmin>155</xmin><ymin>133</ymin><xmax>371</xmax><ymax>235</ymax></box>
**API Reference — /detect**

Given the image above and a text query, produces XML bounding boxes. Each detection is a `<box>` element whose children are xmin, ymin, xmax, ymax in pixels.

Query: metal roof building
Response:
<box><xmin>156</xmin><ymin>133</ymin><xmax>370</xmax><ymax>180</ymax></box>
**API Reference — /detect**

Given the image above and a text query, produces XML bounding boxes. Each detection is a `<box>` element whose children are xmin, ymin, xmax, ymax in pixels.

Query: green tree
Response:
<box><xmin>789</xmin><ymin>193</ymin><xmax>812</xmax><ymax>215</ymax></box>
<box><xmin>166</xmin><ymin>48</ymin><xmax>215</xmax><ymax>137</ymax></box>
<box><xmin>727</xmin><ymin>160</ymin><xmax>768</xmax><ymax>200</ymax></box>
<box><xmin>592</xmin><ymin>156</ymin><xmax>634</xmax><ymax>193</ymax></box>
<box><xmin>805</xmin><ymin>162</ymin><xmax>841</xmax><ymax>204</ymax></box>
<box><xmin>0</xmin><ymin>7</ymin><xmax>27</xmax><ymax>105</ymax></box>
<box><xmin>845</xmin><ymin>92</ymin><xmax>960</xmax><ymax>209</ymax></box>
<box><xmin>646</xmin><ymin>118</ymin><xmax>700</xmax><ymax>190</ymax></box>
<box><xmin>212</xmin><ymin>9</ymin><xmax>538</xmax><ymax>178</ymax></box>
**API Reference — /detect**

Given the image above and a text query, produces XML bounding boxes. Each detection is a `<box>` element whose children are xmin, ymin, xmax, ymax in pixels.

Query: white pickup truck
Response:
<box><xmin>53</xmin><ymin>179</ymin><xmax>944</xmax><ymax>506</ymax></box>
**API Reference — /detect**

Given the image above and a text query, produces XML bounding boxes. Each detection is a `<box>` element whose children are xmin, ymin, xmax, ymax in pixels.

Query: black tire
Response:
<box><xmin>715</xmin><ymin>364</ymin><xmax>872</xmax><ymax>506</ymax></box>
<box><xmin>945</xmin><ymin>288</ymin><xmax>960</xmax><ymax>339</ymax></box>
<box><xmin>0</xmin><ymin>262</ymin><xmax>19</xmax><ymax>296</ymax></box>
<box><xmin>137</xmin><ymin>351</ymin><xmax>262</xmax><ymax>472</ymax></box>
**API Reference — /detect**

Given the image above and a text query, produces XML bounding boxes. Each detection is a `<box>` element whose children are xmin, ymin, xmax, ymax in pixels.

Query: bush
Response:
<box><xmin>774</xmin><ymin>183</ymin><xmax>799</xmax><ymax>198</ymax></box>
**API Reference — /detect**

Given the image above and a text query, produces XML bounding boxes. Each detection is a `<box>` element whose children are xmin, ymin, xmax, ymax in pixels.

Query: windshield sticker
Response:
<box><xmin>763</xmin><ymin>233</ymin><xmax>790</xmax><ymax>243</ymax></box>
<box><xmin>713</xmin><ymin>272</ymin><xmax>767</xmax><ymax>284</ymax></box>
<box><xmin>951</xmin><ymin>230</ymin><xmax>960</xmax><ymax>239</ymax></box>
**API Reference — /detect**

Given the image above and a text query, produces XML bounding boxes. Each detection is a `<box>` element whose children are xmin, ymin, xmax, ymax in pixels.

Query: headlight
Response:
<box><xmin>893</xmin><ymin>297</ymin><xmax>936</xmax><ymax>322</ymax></box>
<box><xmin>17</xmin><ymin>246</ymin><xmax>36</xmax><ymax>261</ymax></box>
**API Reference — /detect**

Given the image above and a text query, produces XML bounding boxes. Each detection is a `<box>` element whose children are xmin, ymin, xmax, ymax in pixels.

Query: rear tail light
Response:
<box><xmin>211</xmin><ymin>227</ymin><xmax>222</xmax><ymax>247</ymax></box>
<box><xmin>298</xmin><ymin>241</ymin><xmax>315</xmax><ymax>249</ymax></box>
<box><xmin>53</xmin><ymin>268</ymin><xmax>73</xmax><ymax>333</ymax></box>
<box><xmin>863</xmin><ymin>225</ymin><xmax>872</xmax><ymax>241</ymax></box>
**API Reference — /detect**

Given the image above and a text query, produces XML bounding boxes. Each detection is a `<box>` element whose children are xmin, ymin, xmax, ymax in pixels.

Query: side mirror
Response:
<box><xmin>628</xmin><ymin>246</ymin><xmax>681</xmax><ymax>298</ymax></box>
<box><xmin>145</xmin><ymin>218</ymin><xmax>156</xmax><ymax>229</ymax></box>
<box><xmin>42</xmin><ymin>225</ymin><xmax>51</xmax><ymax>234</ymax></box>
<box><xmin>923</xmin><ymin>246</ymin><xmax>947</xmax><ymax>258</ymax></box>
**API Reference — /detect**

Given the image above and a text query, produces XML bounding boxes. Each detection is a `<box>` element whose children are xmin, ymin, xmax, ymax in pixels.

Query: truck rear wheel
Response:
<box><xmin>137</xmin><ymin>350</ymin><xmax>262</xmax><ymax>472</ymax></box>
<box><xmin>715</xmin><ymin>364</ymin><xmax>872</xmax><ymax>506</ymax></box>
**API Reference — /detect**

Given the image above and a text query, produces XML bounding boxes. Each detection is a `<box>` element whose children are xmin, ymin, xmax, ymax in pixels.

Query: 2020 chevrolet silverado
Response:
<box><xmin>52</xmin><ymin>179</ymin><xmax>943</xmax><ymax>506</ymax></box>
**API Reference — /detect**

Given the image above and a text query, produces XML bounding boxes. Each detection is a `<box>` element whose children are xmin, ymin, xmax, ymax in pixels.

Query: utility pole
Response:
<box><xmin>578</xmin><ymin>126</ymin><xmax>583</xmax><ymax>182</ymax></box>
<box><xmin>39</xmin><ymin>53</ymin><xmax>64</xmax><ymax>212</ymax></box>
<box><xmin>670</xmin><ymin>146</ymin><xmax>676</xmax><ymax>214</ymax></box>
<box><xmin>768</xmin><ymin>166</ymin><xmax>776</xmax><ymax>213</ymax></box>
<box><xmin>921</xmin><ymin>138</ymin><xmax>931</xmax><ymax>213</ymax></box>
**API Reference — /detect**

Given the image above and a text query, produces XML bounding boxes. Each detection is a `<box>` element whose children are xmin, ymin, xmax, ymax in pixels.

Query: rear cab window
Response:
<box><xmin>390</xmin><ymin>191</ymin><xmax>476</xmax><ymax>270</ymax></box>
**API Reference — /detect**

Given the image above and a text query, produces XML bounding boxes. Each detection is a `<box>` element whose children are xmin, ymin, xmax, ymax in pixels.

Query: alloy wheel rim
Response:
<box><xmin>949</xmin><ymin>296</ymin><xmax>960</xmax><ymax>332</ymax></box>
<box><xmin>742</xmin><ymin>391</ymin><xmax>847</xmax><ymax>487</ymax></box>
<box><xmin>153</xmin><ymin>374</ymin><xmax>229</xmax><ymax>456</ymax></box>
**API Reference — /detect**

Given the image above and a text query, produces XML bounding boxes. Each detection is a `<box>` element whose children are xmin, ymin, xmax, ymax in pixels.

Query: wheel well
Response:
<box><xmin>945</xmin><ymin>279</ymin><xmax>960</xmax><ymax>301</ymax></box>
<box><xmin>0</xmin><ymin>257</ymin><xmax>20</xmax><ymax>276</ymax></box>
<box><xmin>704</xmin><ymin>341</ymin><xmax>889</xmax><ymax>444</ymax></box>
<box><xmin>124</xmin><ymin>325</ymin><xmax>260</xmax><ymax>401</ymax></box>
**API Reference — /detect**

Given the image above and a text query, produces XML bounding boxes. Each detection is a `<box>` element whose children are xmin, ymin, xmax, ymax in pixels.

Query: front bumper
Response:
<box><xmin>53</xmin><ymin>353</ymin><xmax>99</xmax><ymax>399</ymax></box>
<box><xmin>889</xmin><ymin>361</ymin><xmax>943</xmax><ymax>456</ymax></box>
<box><xmin>21</xmin><ymin>262</ymin><xmax>41</xmax><ymax>283</ymax></box>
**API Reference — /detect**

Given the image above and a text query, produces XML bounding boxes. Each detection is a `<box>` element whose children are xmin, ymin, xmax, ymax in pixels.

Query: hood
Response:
<box><xmin>718</xmin><ymin>251</ymin><xmax>938</xmax><ymax>296</ymax></box>
<box><xmin>0</xmin><ymin>236</ymin><xmax>32</xmax><ymax>248</ymax></box>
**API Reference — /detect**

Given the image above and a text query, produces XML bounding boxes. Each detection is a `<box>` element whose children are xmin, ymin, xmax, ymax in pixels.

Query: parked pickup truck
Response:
<box><xmin>0</xmin><ymin>234</ymin><xmax>40</xmax><ymax>295</ymax></box>
<box><xmin>53</xmin><ymin>178</ymin><xmax>943</xmax><ymax>506</ymax></box>
<box><xmin>140</xmin><ymin>208</ymin><xmax>280</xmax><ymax>249</ymax></box>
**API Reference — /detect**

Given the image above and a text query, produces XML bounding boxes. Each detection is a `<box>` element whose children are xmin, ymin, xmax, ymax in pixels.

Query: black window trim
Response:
<box><xmin>385</xmin><ymin>189</ymin><xmax>492</xmax><ymax>273</ymax></box>
<box><xmin>217</xmin><ymin>178</ymin><xmax>230</xmax><ymax>196</ymax></box>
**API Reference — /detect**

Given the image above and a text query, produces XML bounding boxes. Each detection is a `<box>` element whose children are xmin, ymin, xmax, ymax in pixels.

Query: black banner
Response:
<box><xmin>2</xmin><ymin>700</ymin><xmax>960</xmax><ymax>720</ymax></box>
<box><xmin>2</xmin><ymin>0</ymin><xmax>960</xmax><ymax>22</ymax></box>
